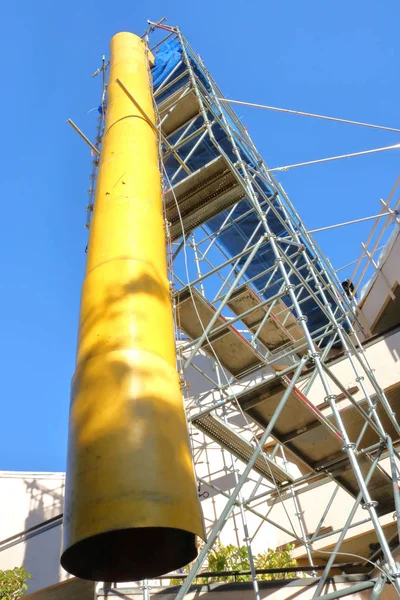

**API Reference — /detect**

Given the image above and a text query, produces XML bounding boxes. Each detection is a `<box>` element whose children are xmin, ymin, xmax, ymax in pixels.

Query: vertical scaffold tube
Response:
<box><xmin>61</xmin><ymin>31</ymin><xmax>204</xmax><ymax>582</ymax></box>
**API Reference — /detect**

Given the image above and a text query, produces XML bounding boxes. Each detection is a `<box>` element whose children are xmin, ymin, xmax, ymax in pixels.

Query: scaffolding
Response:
<box><xmin>80</xmin><ymin>19</ymin><xmax>400</xmax><ymax>600</ymax></box>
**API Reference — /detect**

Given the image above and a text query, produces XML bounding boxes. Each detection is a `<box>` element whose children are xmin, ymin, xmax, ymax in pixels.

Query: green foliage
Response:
<box><xmin>255</xmin><ymin>544</ymin><xmax>298</xmax><ymax>581</ymax></box>
<box><xmin>205</xmin><ymin>543</ymin><xmax>252</xmax><ymax>583</ymax></box>
<box><xmin>170</xmin><ymin>543</ymin><xmax>299</xmax><ymax>585</ymax></box>
<box><xmin>0</xmin><ymin>567</ymin><xmax>32</xmax><ymax>600</ymax></box>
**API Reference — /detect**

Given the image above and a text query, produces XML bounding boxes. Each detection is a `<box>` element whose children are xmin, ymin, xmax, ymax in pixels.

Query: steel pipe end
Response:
<box><xmin>61</xmin><ymin>527</ymin><xmax>198</xmax><ymax>581</ymax></box>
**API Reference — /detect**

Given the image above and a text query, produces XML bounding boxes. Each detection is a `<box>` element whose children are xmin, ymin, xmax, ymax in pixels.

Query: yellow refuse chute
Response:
<box><xmin>61</xmin><ymin>31</ymin><xmax>204</xmax><ymax>582</ymax></box>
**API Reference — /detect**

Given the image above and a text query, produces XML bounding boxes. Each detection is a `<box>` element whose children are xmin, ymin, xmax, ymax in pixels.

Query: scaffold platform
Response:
<box><xmin>192</xmin><ymin>411</ymin><xmax>294</xmax><ymax>485</ymax></box>
<box><xmin>164</xmin><ymin>156</ymin><xmax>244</xmax><ymax>240</ymax></box>
<box><xmin>227</xmin><ymin>284</ymin><xmax>308</xmax><ymax>355</ymax></box>
<box><xmin>234</xmin><ymin>376</ymin><xmax>396</xmax><ymax>516</ymax></box>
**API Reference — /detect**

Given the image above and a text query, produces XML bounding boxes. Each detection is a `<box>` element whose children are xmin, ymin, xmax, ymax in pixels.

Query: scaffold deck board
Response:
<box><xmin>236</xmin><ymin>376</ymin><xmax>344</xmax><ymax>465</ymax></box>
<box><xmin>164</xmin><ymin>156</ymin><xmax>245</xmax><ymax>240</ymax></box>
<box><xmin>192</xmin><ymin>412</ymin><xmax>294</xmax><ymax>485</ymax></box>
<box><xmin>327</xmin><ymin>385</ymin><xmax>400</xmax><ymax>449</ymax></box>
<box><xmin>157</xmin><ymin>83</ymin><xmax>200</xmax><ymax>136</ymax></box>
<box><xmin>235</xmin><ymin>377</ymin><xmax>395</xmax><ymax>515</ymax></box>
<box><xmin>329</xmin><ymin>454</ymin><xmax>394</xmax><ymax>516</ymax></box>
<box><xmin>176</xmin><ymin>286</ymin><xmax>263</xmax><ymax>378</ymax></box>
<box><xmin>227</xmin><ymin>284</ymin><xmax>307</xmax><ymax>355</ymax></box>
<box><xmin>300</xmin><ymin>521</ymin><xmax>398</xmax><ymax>566</ymax></box>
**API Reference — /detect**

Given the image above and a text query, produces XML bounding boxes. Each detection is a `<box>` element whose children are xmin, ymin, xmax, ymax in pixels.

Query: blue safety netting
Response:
<box><xmin>153</xmin><ymin>37</ymin><xmax>344</xmax><ymax>342</ymax></box>
<box><xmin>153</xmin><ymin>38</ymin><xmax>211</xmax><ymax>102</ymax></box>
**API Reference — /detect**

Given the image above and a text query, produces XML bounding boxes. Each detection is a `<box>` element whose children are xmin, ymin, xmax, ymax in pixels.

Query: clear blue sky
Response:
<box><xmin>0</xmin><ymin>0</ymin><xmax>399</xmax><ymax>472</ymax></box>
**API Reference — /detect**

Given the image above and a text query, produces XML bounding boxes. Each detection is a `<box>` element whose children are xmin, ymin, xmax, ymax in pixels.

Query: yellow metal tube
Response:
<box><xmin>61</xmin><ymin>31</ymin><xmax>204</xmax><ymax>582</ymax></box>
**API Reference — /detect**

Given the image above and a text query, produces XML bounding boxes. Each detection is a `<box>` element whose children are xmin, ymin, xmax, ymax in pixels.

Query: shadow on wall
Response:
<box><xmin>22</xmin><ymin>479</ymin><xmax>67</xmax><ymax>593</ymax></box>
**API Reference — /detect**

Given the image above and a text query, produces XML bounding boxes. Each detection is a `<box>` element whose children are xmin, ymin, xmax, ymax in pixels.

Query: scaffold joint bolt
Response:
<box><xmin>296</xmin><ymin>315</ymin><xmax>308</xmax><ymax>323</ymax></box>
<box><xmin>324</xmin><ymin>394</ymin><xmax>337</xmax><ymax>403</ymax></box>
<box><xmin>389</xmin><ymin>568</ymin><xmax>400</xmax><ymax>579</ymax></box>
<box><xmin>361</xmin><ymin>500</ymin><xmax>378</xmax><ymax>510</ymax></box>
<box><xmin>342</xmin><ymin>442</ymin><xmax>356</xmax><ymax>451</ymax></box>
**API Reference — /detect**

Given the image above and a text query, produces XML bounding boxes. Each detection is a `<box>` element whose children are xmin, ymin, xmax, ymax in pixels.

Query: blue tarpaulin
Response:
<box><xmin>153</xmin><ymin>37</ymin><xmax>342</xmax><ymax>342</ymax></box>
<box><xmin>152</xmin><ymin>39</ymin><xmax>184</xmax><ymax>90</ymax></box>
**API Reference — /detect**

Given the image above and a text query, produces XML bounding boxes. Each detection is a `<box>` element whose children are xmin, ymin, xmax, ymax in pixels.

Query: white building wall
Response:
<box><xmin>0</xmin><ymin>472</ymin><xmax>69</xmax><ymax>593</ymax></box>
<box><xmin>358</xmin><ymin>229</ymin><xmax>400</xmax><ymax>331</ymax></box>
